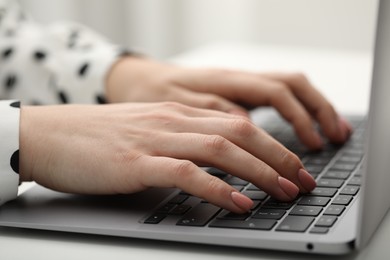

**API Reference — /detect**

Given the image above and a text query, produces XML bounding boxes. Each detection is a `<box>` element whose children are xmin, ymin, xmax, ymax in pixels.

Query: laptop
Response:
<box><xmin>0</xmin><ymin>0</ymin><xmax>389</xmax><ymax>255</ymax></box>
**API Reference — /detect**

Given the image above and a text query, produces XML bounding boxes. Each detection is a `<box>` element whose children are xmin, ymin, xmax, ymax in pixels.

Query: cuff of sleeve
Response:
<box><xmin>0</xmin><ymin>100</ymin><xmax>20</xmax><ymax>205</ymax></box>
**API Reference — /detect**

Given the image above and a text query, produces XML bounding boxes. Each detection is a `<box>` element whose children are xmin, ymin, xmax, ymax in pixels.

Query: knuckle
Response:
<box><xmin>279</xmin><ymin>148</ymin><xmax>302</xmax><ymax>171</ymax></box>
<box><xmin>229</xmin><ymin>118</ymin><xmax>256</xmax><ymax>138</ymax></box>
<box><xmin>203</xmin><ymin>95</ymin><xmax>223</xmax><ymax>110</ymax></box>
<box><xmin>172</xmin><ymin>160</ymin><xmax>197</xmax><ymax>181</ymax></box>
<box><xmin>160</xmin><ymin>101</ymin><xmax>187</xmax><ymax>111</ymax></box>
<box><xmin>291</xmin><ymin>72</ymin><xmax>308</xmax><ymax>83</ymax></box>
<box><xmin>203</xmin><ymin>135</ymin><xmax>230</xmax><ymax>154</ymax></box>
<box><xmin>204</xmin><ymin>175</ymin><xmax>225</xmax><ymax>195</ymax></box>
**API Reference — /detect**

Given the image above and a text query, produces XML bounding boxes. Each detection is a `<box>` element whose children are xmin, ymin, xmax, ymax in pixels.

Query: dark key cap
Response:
<box><xmin>177</xmin><ymin>203</ymin><xmax>220</xmax><ymax>226</ymax></box>
<box><xmin>310</xmin><ymin>227</ymin><xmax>329</xmax><ymax>234</ymax></box>
<box><xmin>340</xmin><ymin>186</ymin><xmax>360</xmax><ymax>196</ymax></box>
<box><xmin>206</xmin><ymin>167</ymin><xmax>228</xmax><ymax>178</ymax></box>
<box><xmin>338</xmin><ymin>155</ymin><xmax>362</xmax><ymax>164</ymax></box>
<box><xmin>157</xmin><ymin>203</ymin><xmax>176</xmax><ymax>213</ymax></box>
<box><xmin>323</xmin><ymin>204</ymin><xmax>346</xmax><ymax>216</ymax></box>
<box><xmin>209</xmin><ymin>218</ymin><xmax>277</xmax><ymax>230</ymax></box>
<box><xmin>144</xmin><ymin>213</ymin><xmax>166</xmax><ymax>224</ymax></box>
<box><xmin>217</xmin><ymin>210</ymin><xmax>251</xmax><ymax>220</ymax></box>
<box><xmin>323</xmin><ymin>170</ymin><xmax>351</xmax><ymax>180</ymax></box>
<box><xmin>317</xmin><ymin>178</ymin><xmax>344</xmax><ymax>188</ymax></box>
<box><xmin>263</xmin><ymin>199</ymin><xmax>295</xmax><ymax>209</ymax></box>
<box><xmin>276</xmin><ymin>216</ymin><xmax>314</xmax><ymax>232</ymax></box>
<box><xmin>304</xmin><ymin>165</ymin><xmax>325</xmax><ymax>175</ymax></box>
<box><xmin>170</xmin><ymin>204</ymin><xmax>192</xmax><ymax>215</ymax></box>
<box><xmin>290</xmin><ymin>206</ymin><xmax>322</xmax><ymax>216</ymax></box>
<box><xmin>332</xmin><ymin>195</ymin><xmax>353</xmax><ymax>205</ymax></box>
<box><xmin>315</xmin><ymin>216</ymin><xmax>338</xmax><ymax>227</ymax></box>
<box><xmin>246</xmin><ymin>184</ymin><xmax>260</xmax><ymax>191</ymax></box>
<box><xmin>225</xmin><ymin>176</ymin><xmax>249</xmax><ymax>186</ymax></box>
<box><xmin>252</xmin><ymin>209</ymin><xmax>286</xmax><ymax>220</ymax></box>
<box><xmin>308</xmin><ymin>187</ymin><xmax>338</xmax><ymax>197</ymax></box>
<box><xmin>330</xmin><ymin>163</ymin><xmax>356</xmax><ymax>172</ymax></box>
<box><xmin>169</xmin><ymin>194</ymin><xmax>189</xmax><ymax>204</ymax></box>
<box><xmin>348</xmin><ymin>176</ymin><xmax>362</xmax><ymax>186</ymax></box>
<box><xmin>242</xmin><ymin>190</ymin><xmax>268</xmax><ymax>200</ymax></box>
<box><xmin>298</xmin><ymin>196</ymin><xmax>330</xmax><ymax>207</ymax></box>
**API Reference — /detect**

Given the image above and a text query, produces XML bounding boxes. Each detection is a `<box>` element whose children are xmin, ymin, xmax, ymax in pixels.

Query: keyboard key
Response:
<box><xmin>252</xmin><ymin>209</ymin><xmax>286</xmax><ymax>220</ymax></box>
<box><xmin>348</xmin><ymin>176</ymin><xmax>362</xmax><ymax>186</ymax></box>
<box><xmin>246</xmin><ymin>184</ymin><xmax>261</xmax><ymax>191</ymax></box>
<box><xmin>315</xmin><ymin>216</ymin><xmax>338</xmax><ymax>227</ymax></box>
<box><xmin>169</xmin><ymin>194</ymin><xmax>189</xmax><ymax>204</ymax></box>
<box><xmin>323</xmin><ymin>204</ymin><xmax>346</xmax><ymax>216</ymax></box>
<box><xmin>177</xmin><ymin>203</ymin><xmax>220</xmax><ymax>226</ymax></box>
<box><xmin>170</xmin><ymin>204</ymin><xmax>192</xmax><ymax>215</ymax></box>
<box><xmin>290</xmin><ymin>206</ymin><xmax>322</xmax><ymax>216</ymax></box>
<box><xmin>317</xmin><ymin>178</ymin><xmax>344</xmax><ymax>188</ymax></box>
<box><xmin>210</xmin><ymin>218</ymin><xmax>277</xmax><ymax>230</ymax></box>
<box><xmin>217</xmin><ymin>210</ymin><xmax>251</xmax><ymax>220</ymax></box>
<box><xmin>298</xmin><ymin>196</ymin><xmax>330</xmax><ymax>206</ymax></box>
<box><xmin>144</xmin><ymin>213</ymin><xmax>166</xmax><ymax>224</ymax></box>
<box><xmin>242</xmin><ymin>190</ymin><xmax>268</xmax><ymax>200</ymax></box>
<box><xmin>263</xmin><ymin>199</ymin><xmax>295</xmax><ymax>209</ymax></box>
<box><xmin>323</xmin><ymin>170</ymin><xmax>351</xmax><ymax>180</ymax></box>
<box><xmin>330</xmin><ymin>163</ymin><xmax>356</xmax><ymax>172</ymax></box>
<box><xmin>332</xmin><ymin>195</ymin><xmax>353</xmax><ymax>205</ymax></box>
<box><xmin>225</xmin><ymin>176</ymin><xmax>249</xmax><ymax>186</ymax></box>
<box><xmin>157</xmin><ymin>203</ymin><xmax>176</xmax><ymax>213</ymax></box>
<box><xmin>340</xmin><ymin>186</ymin><xmax>360</xmax><ymax>196</ymax></box>
<box><xmin>308</xmin><ymin>187</ymin><xmax>338</xmax><ymax>197</ymax></box>
<box><xmin>304</xmin><ymin>165</ymin><xmax>325</xmax><ymax>175</ymax></box>
<box><xmin>206</xmin><ymin>167</ymin><xmax>228</xmax><ymax>178</ymax></box>
<box><xmin>310</xmin><ymin>227</ymin><xmax>329</xmax><ymax>234</ymax></box>
<box><xmin>276</xmin><ymin>216</ymin><xmax>314</xmax><ymax>232</ymax></box>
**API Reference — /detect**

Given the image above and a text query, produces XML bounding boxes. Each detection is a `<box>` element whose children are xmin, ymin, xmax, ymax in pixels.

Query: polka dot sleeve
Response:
<box><xmin>0</xmin><ymin>0</ymin><xmax>131</xmax><ymax>105</ymax></box>
<box><xmin>0</xmin><ymin>100</ymin><xmax>20</xmax><ymax>205</ymax></box>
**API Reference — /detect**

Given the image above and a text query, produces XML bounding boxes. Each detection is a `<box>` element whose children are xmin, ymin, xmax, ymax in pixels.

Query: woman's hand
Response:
<box><xmin>19</xmin><ymin>102</ymin><xmax>316</xmax><ymax>213</ymax></box>
<box><xmin>106</xmin><ymin>57</ymin><xmax>352</xmax><ymax>150</ymax></box>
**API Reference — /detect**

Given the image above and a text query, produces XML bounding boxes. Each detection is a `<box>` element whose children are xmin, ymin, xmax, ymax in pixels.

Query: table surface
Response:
<box><xmin>2</xmin><ymin>43</ymin><xmax>383</xmax><ymax>260</ymax></box>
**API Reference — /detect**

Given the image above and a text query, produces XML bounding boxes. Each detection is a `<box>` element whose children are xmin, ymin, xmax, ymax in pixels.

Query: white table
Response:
<box><xmin>2</xmin><ymin>43</ymin><xmax>382</xmax><ymax>260</ymax></box>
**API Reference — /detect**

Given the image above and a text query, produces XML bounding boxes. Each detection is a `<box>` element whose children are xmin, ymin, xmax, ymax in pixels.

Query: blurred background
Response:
<box><xmin>20</xmin><ymin>0</ymin><xmax>378</xmax><ymax>59</ymax></box>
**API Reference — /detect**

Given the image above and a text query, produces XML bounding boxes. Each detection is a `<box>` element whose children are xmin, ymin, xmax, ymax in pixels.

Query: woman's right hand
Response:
<box><xmin>19</xmin><ymin>102</ymin><xmax>316</xmax><ymax>213</ymax></box>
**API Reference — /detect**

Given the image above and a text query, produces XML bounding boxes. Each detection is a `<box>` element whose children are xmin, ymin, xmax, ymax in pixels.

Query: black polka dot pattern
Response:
<box><xmin>78</xmin><ymin>62</ymin><xmax>90</xmax><ymax>77</ymax></box>
<box><xmin>33</xmin><ymin>50</ymin><xmax>47</xmax><ymax>61</ymax></box>
<box><xmin>96</xmin><ymin>94</ymin><xmax>106</xmax><ymax>104</ymax></box>
<box><xmin>9</xmin><ymin>101</ymin><xmax>20</xmax><ymax>108</ymax></box>
<box><xmin>10</xmin><ymin>150</ymin><xmax>19</xmax><ymax>174</ymax></box>
<box><xmin>58</xmin><ymin>90</ymin><xmax>69</xmax><ymax>104</ymax></box>
<box><xmin>4</xmin><ymin>74</ymin><xmax>17</xmax><ymax>90</ymax></box>
<box><xmin>2</xmin><ymin>47</ymin><xmax>14</xmax><ymax>59</ymax></box>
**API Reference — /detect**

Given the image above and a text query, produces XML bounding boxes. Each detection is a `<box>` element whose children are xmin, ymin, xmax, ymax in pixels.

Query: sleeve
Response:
<box><xmin>0</xmin><ymin>100</ymin><xmax>20</xmax><ymax>205</ymax></box>
<box><xmin>0</xmin><ymin>0</ymin><xmax>130</xmax><ymax>105</ymax></box>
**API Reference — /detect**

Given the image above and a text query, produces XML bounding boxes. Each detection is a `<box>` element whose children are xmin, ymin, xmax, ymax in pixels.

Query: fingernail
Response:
<box><xmin>277</xmin><ymin>176</ymin><xmax>299</xmax><ymax>199</ymax></box>
<box><xmin>298</xmin><ymin>169</ymin><xmax>317</xmax><ymax>191</ymax></box>
<box><xmin>231</xmin><ymin>191</ymin><xmax>253</xmax><ymax>211</ymax></box>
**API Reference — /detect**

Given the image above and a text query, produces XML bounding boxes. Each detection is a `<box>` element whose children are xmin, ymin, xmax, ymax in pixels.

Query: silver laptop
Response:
<box><xmin>0</xmin><ymin>0</ymin><xmax>389</xmax><ymax>255</ymax></box>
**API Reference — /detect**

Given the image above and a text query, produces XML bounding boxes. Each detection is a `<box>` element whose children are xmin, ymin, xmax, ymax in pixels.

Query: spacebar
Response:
<box><xmin>209</xmin><ymin>219</ymin><xmax>277</xmax><ymax>230</ymax></box>
<box><xmin>177</xmin><ymin>203</ymin><xmax>220</xmax><ymax>226</ymax></box>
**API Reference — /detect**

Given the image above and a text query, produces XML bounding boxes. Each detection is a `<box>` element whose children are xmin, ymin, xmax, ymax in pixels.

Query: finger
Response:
<box><xmin>263</xmin><ymin>81</ymin><xmax>324</xmax><ymax>150</ymax></box>
<box><xmin>151</xmin><ymin>118</ymin><xmax>316</xmax><ymax>193</ymax></box>
<box><xmin>168</xmin><ymin>87</ymin><xmax>249</xmax><ymax>117</ymax></box>
<box><xmin>150</xmin><ymin>129</ymin><xmax>306</xmax><ymax>197</ymax></box>
<box><xmin>260</xmin><ymin>72</ymin><xmax>351</xmax><ymax>143</ymax></box>
<box><xmin>133</xmin><ymin>155</ymin><xmax>253</xmax><ymax>213</ymax></box>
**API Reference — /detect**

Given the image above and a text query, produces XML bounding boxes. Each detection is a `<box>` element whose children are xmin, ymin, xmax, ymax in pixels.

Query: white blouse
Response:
<box><xmin>0</xmin><ymin>0</ymin><xmax>128</xmax><ymax>205</ymax></box>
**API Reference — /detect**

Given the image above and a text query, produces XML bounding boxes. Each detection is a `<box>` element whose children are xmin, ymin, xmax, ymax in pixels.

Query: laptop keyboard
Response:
<box><xmin>144</xmin><ymin>116</ymin><xmax>365</xmax><ymax>234</ymax></box>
